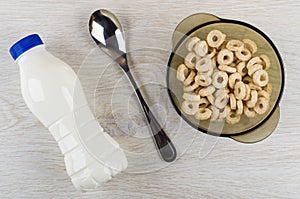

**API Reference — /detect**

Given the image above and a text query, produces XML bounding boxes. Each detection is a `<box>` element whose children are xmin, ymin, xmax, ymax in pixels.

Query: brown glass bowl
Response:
<box><xmin>167</xmin><ymin>14</ymin><xmax>284</xmax><ymax>140</ymax></box>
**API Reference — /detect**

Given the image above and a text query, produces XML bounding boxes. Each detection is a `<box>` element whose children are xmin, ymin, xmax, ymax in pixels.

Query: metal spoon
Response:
<box><xmin>88</xmin><ymin>9</ymin><xmax>177</xmax><ymax>162</ymax></box>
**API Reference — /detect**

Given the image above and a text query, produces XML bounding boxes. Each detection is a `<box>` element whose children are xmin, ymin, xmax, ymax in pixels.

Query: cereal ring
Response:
<box><xmin>207</xmin><ymin>30</ymin><xmax>226</xmax><ymax>48</ymax></box>
<box><xmin>217</xmin><ymin>49</ymin><xmax>234</xmax><ymax>65</ymax></box>
<box><xmin>235</xmin><ymin>58</ymin><xmax>242</xmax><ymax>64</ymax></box>
<box><xmin>219</xmin><ymin>106</ymin><xmax>230</xmax><ymax>119</ymax></box>
<box><xmin>260</xmin><ymin>54</ymin><xmax>271</xmax><ymax>70</ymax></box>
<box><xmin>236</xmin><ymin>100</ymin><xmax>243</xmax><ymax>115</ymax></box>
<box><xmin>243</xmin><ymin>84</ymin><xmax>251</xmax><ymax>101</ymax></box>
<box><xmin>218</xmin><ymin>65</ymin><xmax>236</xmax><ymax>73</ymax></box>
<box><xmin>199</xmin><ymin>85</ymin><xmax>216</xmax><ymax>97</ymax></box>
<box><xmin>183</xmin><ymin>93</ymin><xmax>201</xmax><ymax>102</ymax></box>
<box><xmin>246</xmin><ymin>90</ymin><xmax>258</xmax><ymax>108</ymax></box>
<box><xmin>196</xmin><ymin>57</ymin><xmax>212</xmax><ymax>72</ymax></box>
<box><xmin>195</xmin><ymin>74</ymin><xmax>212</xmax><ymax>87</ymax></box>
<box><xmin>201</xmin><ymin>66</ymin><xmax>214</xmax><ymax>77</ymax></box>
<box><xmin>215</xmin><ymin>88</ymin><xmax>228</xmax><ymax>98</ymax></box>
<box><xmin>258</xmin><ymin>90</ymin><xmax>270</xmax><ymax>100</ymax></box>
<box><xmin>248</xmin><ymin>64</ymin><xmax>263</xmax><ymax>76</ymax></box>
<box><xmin>186</xmin><ymin>37</ymin><xmax>200</xmax><ymax>51</ymax></box>
<box><xmin>214</xmin><ymin>93</ymin><xmax>228</xmax><ymax>109</ymax></box>
<box><xmin>226</xmin><ymin>88</ymin><xmax>232</xmax><ymax>94</ymax></box>
<box><xmin>246</xmin><ymin>57</ymin><xmax>262</xmax><ymax>69</ymax></box>
<box><xmin>235</xmin><ymin>48</ymin><xmax>251</xmax><ymax>61</ymax></box>
<box><xmin>253</xmin><ymin>69</ymin><xmax>269</xmax><ymax>87</ymax></box>
<box><xmin>248</xmin><ymin>83</ymin><xmax>262</xmax><ymax>91</ymax></box>
<box><xmin>181</xmin><ymin>100</ymin><xmax>199</xmax><ymax>115</ymax></box>
<box><xmin>207</xmin><ymin>47</ymin><xmax>217</xmax><ymax>58</ymax></box>
<box><xmin>183</xmin><ymin>81</ymin><xmax>200</xmax><ymax>92</ymax></box>
<box><xmin>177</xmin><ymin>64</ymin><xmax>189</xmax><ymax>82</ymax></box>
<box><xmin>194</xmin><ymin>40</ymin><xmax>208</xmax><ymax>57</ymax></box>
<box><xmin>225</xmin><ymin>87</ymin><xmax>230</xmax><ymax>94</ymax></box>
<box><xmin>219</xmin><ymin>40</ymin><xmax>228</xmax><ymax>50</ymax></box>
<box><xmin>184</xmin><ymin>52</ymin><xmax>199</xmax><ymax>69</ymax></box>
<box><xmin>243</xmin><ymin>39</ymin><xmax>257</xmax><ymax>54</ymax></box>
<box><xmin>236</xmin><ymin>61</ymin><xmax>247</xmax><ymax>76</ymax></box>
<box><xmin>209</xmin><ymin>106</ymin><xmax>220</xmax><ymax>121</ymax></box>
<box><xmin>199</xmin><ymin>98</ymin><xmax>210</xmax><ymax>108</ymax></box>
<box><xmin>211</xmin><ymin>57</ymin><xmax>217</xmax><ymax>69</ymax></box>
<box><xmin>195</xmin><ymin>87</ymin><xmax>201</xmax><ymax>94</ymax></box>
<box><xmin>234</xmin><ymin>81</ymin><xmax>246</xmax><ymax>100</ymax></box>
<box><xmin>228</xmin><ymin>93</ymin><xmax>236</xmax><ymax>110</ymax></box>
<box><xmin>226</xmin><ymin>110</ymin><xmax>241</xmax><ymax>124</ymax></box>
<box><xmin>228</xmin><ymin>72</ymin><xmax>242</xmax><ymax>89</ymax></box>
<box><xmin>243</xmin><ymin>76</ymin><xmax>252</xmax><ymax>84</ymax></box>
<box><xmin>195</xmin><ymin>108</ymin><xmax>212</xmax><ymax>120</ymax></box>
<box><xmin>206</xmin><ymin>95</ymin><xmax>215</xmax><ymax>105</ymax></box>
<box><xmin>244</xmin><ymin>106</ymin><xmax>256</xmax><ymax>118</ymax></box>
<box><xmin>183</xmin><ymin>70</ymin><xmax>196</xmax><ymax>86</ymax></box>
<box><xmin>263</xmin><ymin>83</ymin><xmax>272</xmax><ymax>94</ymax></box>
<box><xmin>230</xmin><ymin>62</ymin><xmax>237</xmax><ymax>67</ymax></box>
<box><xmin>254</xmin><ymin>97</ymin><xmax>269</xmax><ymax>115</ymax></box>
<box><xmin>226</xmin><ymin>40</ymin><xmax>244</xmax><ymax>52</ymax></box>
<box><xmin>212</xmin><ymin>71</ymin><xmax>229</xmax><ymax>89</ymax></box>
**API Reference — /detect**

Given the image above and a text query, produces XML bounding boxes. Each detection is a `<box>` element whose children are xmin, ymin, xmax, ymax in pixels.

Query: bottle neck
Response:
<box><xmin>16</xmin><ymin>44</ymin><xmax>46</xmax><ymax>64</ymax></box>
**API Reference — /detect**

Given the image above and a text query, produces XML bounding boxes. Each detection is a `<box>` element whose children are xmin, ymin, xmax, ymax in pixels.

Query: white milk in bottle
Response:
<box><xmin>9</xmin><ymin>34</ymin><xmax>127</xmax><ymax>192</ymax></box>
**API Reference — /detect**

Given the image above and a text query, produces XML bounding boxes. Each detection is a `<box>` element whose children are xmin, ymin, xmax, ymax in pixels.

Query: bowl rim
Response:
<box><xmin>167</xmin><ymin>18</ymin><xmax>285</xmax><ymax>137</ymax></box>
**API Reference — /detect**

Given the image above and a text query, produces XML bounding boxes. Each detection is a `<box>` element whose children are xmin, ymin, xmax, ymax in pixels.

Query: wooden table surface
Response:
<box><xmin>1</xmin><ymin>0</ymin><xmax>300</xmax><ymax>198</ymax></box>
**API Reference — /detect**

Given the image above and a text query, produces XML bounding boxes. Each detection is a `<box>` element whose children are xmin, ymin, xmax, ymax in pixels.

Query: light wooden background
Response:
<box><xmin>0</xmin><ymin>0</ymin><xmax>300</xmax><ymax>198</ymax></box>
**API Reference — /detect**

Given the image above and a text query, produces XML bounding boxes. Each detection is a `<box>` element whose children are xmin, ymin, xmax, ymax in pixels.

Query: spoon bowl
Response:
<box><xmin>89</xmin><ymin>10</ymin><xmax>127</xmax><ymax>68</ymax></box>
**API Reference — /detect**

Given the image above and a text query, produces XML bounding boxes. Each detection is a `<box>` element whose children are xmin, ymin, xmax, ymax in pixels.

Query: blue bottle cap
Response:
<box><xmin>9</xmin><ymin>34</ymin><xmax>44</xmax><ymax>60</ymax></box>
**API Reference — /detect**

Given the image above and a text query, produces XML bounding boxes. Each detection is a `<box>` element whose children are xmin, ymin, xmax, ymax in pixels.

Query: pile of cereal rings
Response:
<box><xmin>176</xmin><ymin>29</ymin><xmax>272</xmax><ymax>124</ymax></box>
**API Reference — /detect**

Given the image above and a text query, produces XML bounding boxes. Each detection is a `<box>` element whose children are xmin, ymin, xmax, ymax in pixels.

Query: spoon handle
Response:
<box><xmin>124</xmin><ymin>68</ymin><xmax>177</xmax><ymax>162</ymax></box>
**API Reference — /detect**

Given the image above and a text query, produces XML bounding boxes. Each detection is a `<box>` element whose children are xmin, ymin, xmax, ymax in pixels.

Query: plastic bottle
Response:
<box><xmin>9</xmin><ymin>34</ymin><xmax>128</xmax><ymax>192</ymax></box>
